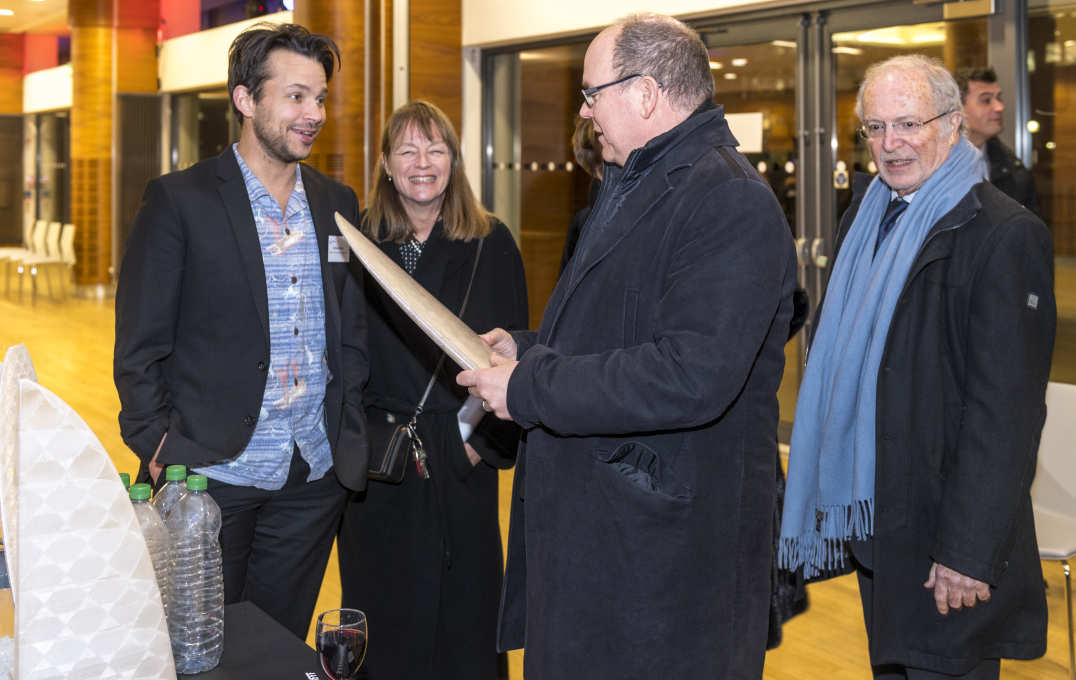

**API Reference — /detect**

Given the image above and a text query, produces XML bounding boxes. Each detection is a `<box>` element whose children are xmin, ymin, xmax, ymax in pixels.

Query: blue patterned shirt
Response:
<box><xmin>194</xmin><ymin>146</ymin><xmax>332</xmax><ymax>489</ymax></box>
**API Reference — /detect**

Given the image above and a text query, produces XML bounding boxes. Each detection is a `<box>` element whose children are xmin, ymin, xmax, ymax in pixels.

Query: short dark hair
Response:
<box><xmin>227</xmin><ymin>22</ymin><xmax>341</xmax><ymax>120</ymax></box>
<box><xmin>612</xmin><ymin>13</ymin><xmax>714</xmax><ymax>112</ymax></box>
<box><xmin>953</xmin><ymin>66</ymin><xmax>998</xmax><ymax>101</ymax></box>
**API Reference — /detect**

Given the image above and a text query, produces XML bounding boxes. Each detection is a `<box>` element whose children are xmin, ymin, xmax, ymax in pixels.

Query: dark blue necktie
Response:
<box><xmin>875</xmin><ymin>197</ymin><xmax>908</xmax><ymax>255</ymax></box>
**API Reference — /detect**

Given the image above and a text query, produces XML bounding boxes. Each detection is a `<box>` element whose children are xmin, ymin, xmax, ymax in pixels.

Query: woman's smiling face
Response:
<box><xmin>384</xmin><ymin>123</ymin><xmax>452</xmax><ymax>217</ymax></box>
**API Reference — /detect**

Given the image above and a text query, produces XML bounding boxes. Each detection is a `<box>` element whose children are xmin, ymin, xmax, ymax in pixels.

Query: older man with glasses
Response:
<box><xmin>457</xmin><ymin>11</ymin><xmax>797</xmax><ymax>680</ymax></box>
<box><xmin>780</xmin><ymin>54</ymin><xmax>1054</xmax><ymax>680</ymax></box>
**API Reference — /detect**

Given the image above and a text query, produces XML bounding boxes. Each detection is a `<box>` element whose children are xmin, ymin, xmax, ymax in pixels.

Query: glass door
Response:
<box><xmin>1028</xmin><ymin>0</ymin><xmax>1076</xmax><ymax>383</ymax></box>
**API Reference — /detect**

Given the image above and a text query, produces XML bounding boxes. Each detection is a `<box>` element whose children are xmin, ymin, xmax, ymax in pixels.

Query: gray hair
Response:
<box><xmin>611</xmin><ymin>13</ymin><xmax>714</xmax><ymax>112</ymax></box>
<box><xmin>855</xmin><ymin>54</ymin><xmax>964</xmax><ymax>137</ymax></box>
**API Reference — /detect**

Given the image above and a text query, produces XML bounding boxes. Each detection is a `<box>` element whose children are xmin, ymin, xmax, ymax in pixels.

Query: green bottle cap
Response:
<box><xmin>186</xmin><ymin>474</ymin><xmax>208</xmax><ymax>492</ymax></box>
<box><xmin>129</xmin><ymin>483</ymin><xmax>152</xmax><ymax>501</ymax></box>
<box><xmin>119</xmin><ymin>472</ymin><xmax>131</xmax><ymax>490</ymax></box>
<box><xmin>165</xmin><ymin>465</ymin><xmax>187</xmax><ymax>482</ymax></box>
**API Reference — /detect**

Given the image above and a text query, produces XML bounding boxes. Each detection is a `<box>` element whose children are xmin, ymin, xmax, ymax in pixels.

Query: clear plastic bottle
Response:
<box><xmin>129</xmin><ymin>483</ymin><xmax>171</xmax><ymax>621</ymax></box>
<box><xmin>119</xmin><ymin>472</ymin><xmax>131</xmax><ymax>491</ymax></box>
<box><xmin>165</xmin><ymin>474</ymin><xmax>224</xmax><ymax>674</ymax></box>
<box><xmin>151</xmin><ymin>464</ymin><xmax>188</xmax><ymax>520</ymax></box>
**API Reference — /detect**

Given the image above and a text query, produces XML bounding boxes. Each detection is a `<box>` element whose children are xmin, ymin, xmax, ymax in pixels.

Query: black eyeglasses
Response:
<box><xmin>581</xmin><ymin>73</ymin><xmax>650</xmax><ymax>107</ymax></box>
<box><xmin>857</xmin><ymin>109</ymin><xmax>957</xmax><ymax>140</ymax></box>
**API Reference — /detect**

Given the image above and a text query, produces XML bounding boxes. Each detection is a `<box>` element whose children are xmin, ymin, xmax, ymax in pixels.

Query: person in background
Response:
<box><xmin>558</xmin><ymin>116</ymin><xmax>603</xmax><ymax>274</ymax></box>
<box><xmin>781</xmin><ymin>55</ymin><xmax>1053</xmax><ymax>680</ymax></box>
<box><xmin>337</xmin><ymin>100</ymin><xmax>528</xmax><ymax>680</ymax></box>
<box><xmin>114</xmin><ymin>23</ymin><xmax>369</xmax><ymax>640</ymax></box>
<box><xmin>953</xmin><ymin>66</ymin><xmax>1039</xmax><ymax>213</ymax></box>
<box><xmin>458</xmin><ymin>13</ymin><xmax>797</xmax><ymax>679</ymax></box>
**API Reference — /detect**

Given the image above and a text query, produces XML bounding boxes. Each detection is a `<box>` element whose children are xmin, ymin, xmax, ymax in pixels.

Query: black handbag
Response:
<box><xmin>366</xmin><ymin>238</ymin><xmax>484</xmax><ymax>483</ymax></box>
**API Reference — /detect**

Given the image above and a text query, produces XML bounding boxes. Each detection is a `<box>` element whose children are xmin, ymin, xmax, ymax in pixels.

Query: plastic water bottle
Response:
<box><xmin>165</xmin><ymin>474</ymin><xmax>224</xmax><ymax>674</ymax></box>
<box><xmin>129</xmin><ymin>483</ymin><xmax>171</xmax><ymax>621</ymax></box>
<box><xmin>119</xmin><ymin>472</ymin><xmax>131</xmax><ymax>491</ymax></box>
<box><xmin>152</xmin><ymin>464</ymin><xmax>188</xmax><ymax>520</ymax></box>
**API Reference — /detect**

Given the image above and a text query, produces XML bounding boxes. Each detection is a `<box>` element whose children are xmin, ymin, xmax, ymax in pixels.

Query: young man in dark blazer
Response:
<box><xmin>954</xmin><ymin>66</ymin><xmax>1039</xmax><ymax>214</ymax></box>
<box><xmin>114</xmin><ymin>23</ymin><xmax>368</xmax><ymax>639</ymax></box>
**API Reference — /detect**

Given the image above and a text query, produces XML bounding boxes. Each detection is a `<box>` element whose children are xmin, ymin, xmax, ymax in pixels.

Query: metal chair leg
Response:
<box><xmin>1065</xmin><ymin>560</ymin><xmax>1074</xmax><ymax>680</ymax></box>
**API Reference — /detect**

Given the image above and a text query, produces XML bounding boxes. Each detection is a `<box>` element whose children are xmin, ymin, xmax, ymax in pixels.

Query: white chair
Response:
<box><xmin>0</xmin><ymin>220</ymin><xmax>46</xmax><ymax>297</ymax></box>
<box><xmin>58</xmin><ymin>223</ymin><xmax>76</xmax><ymax>285</ymax></box>
<box><xmin>1032</xmin><ymin>381</ymin><xmax>1076</xmax><ymax>680</ymax></box>
<box><xmin>17</xmin><ymin>222</ymin><xmax>68</xmax><ymax>302</ymax></box>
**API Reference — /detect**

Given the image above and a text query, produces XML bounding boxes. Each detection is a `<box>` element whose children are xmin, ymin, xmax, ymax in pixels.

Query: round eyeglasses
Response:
<box><xmin>857</xmin><ymin>109</ymin><xmax>957</xmax><ymax>140</ymax></box>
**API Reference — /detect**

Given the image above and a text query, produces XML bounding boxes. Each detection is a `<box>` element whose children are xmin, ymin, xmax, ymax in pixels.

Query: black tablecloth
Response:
<box><xmin>178</xmin><ymin>601</ymin><xmax>326</xmax><ymax>679</ymax></box>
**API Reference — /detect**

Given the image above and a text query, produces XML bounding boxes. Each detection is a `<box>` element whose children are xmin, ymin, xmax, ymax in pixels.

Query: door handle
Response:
<box><xmin>810</xmin><ymin>238</ymin><xmax>828</xmax><ymax>269</ymax></box>
<box><xmin>794</xmin><ymin>238</ymin><xmax>809</xmax><ymax>268</ymax></box>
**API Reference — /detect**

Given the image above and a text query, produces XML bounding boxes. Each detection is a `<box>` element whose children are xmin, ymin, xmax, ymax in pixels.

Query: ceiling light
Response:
<box><xmin>0</xmin><ymin>9</ymin><xmax>13</xmax><ymax>15</ymax></box>
<box><xmin>832</xmin><ymin>46</ymin><xmax>863</xmax><ymax>55</ymax></box>
<box><xmin>911</xmin><ymin>32</ymin><xmax>945</xmax><ymax>44</ymax></box>
<box><xmin>855</xmin><ymin>30</ymin><xmax>904</xmax><ymax>45</ymax></box>
<box><xmin>771</xmin><ymin>40</ymin><xmax>797</xmax><ymax>49</ymax></box>
<box><xmin>724</xmin><ymin>72</ymin><xmax>738</xmax><ymax>80</ymax></box>
<box><xmin>709</xmin><ymin>61</ymin><xmax>723</xmax><ymax>69</ymax></box>
<box><xmin>731</xmin><ymin>58</ymin><xmax>748</xmax><ymax>67</ymax></box>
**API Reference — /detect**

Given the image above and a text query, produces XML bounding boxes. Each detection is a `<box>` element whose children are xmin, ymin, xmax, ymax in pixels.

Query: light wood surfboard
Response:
<box><xmin>334</xmin><ymin>212</ymin><xmax>492</xmax><ymax>370</ymax></box>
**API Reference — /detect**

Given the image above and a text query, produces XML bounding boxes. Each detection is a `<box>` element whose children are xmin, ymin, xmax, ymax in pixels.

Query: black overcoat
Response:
<box><xmin>498</xmin><ymin>105</ymin><xmax>799</xmax><ymax>679</ymax></box>
<box><xmin>830</xmin><ymin>174</ymin><xmax>1053</xmax><ymax>672</ymax></box>
<box><xmin>338</xmin><ymin>217</ymin><xmax>528</xmax><ymax>680</ymax></box>
<box><xmin>985</xmin><ymin>137</ymin><xmax>1039</xmax><ymax>215</ymax></box>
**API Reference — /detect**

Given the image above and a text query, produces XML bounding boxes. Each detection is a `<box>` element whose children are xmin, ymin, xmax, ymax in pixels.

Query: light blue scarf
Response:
<box><xmin>779</xmin><ymin>139</ymin><xmax>982</xmax><ymax>579</ymax></box>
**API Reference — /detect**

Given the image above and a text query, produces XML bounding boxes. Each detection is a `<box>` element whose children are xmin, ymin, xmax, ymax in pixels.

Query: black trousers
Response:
<box><xmin>204</xmin><ymin>450</ymin><xmax>349</xmax><ymax>640</ymax></box>
<box><xmin>852</xmin><ymin>540</ymin><xmax>1001</xmax><ymax>680</ymax></box>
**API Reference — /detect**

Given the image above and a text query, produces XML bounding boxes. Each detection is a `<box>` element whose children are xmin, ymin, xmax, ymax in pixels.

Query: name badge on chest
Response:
<box><xmin>328</xmin><ymin>235</ymin><xmax>350</xmax><ymax>263</ymax></box>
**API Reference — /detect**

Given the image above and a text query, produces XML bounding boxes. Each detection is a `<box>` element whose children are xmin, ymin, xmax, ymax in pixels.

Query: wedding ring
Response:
<box><xmin>482</xmin><ymin>400</ymin><xmax>491</xmax><ymax>412</ymax></box>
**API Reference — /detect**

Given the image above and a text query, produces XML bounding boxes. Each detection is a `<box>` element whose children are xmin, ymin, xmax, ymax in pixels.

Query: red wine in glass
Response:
<box><xmin>318</xmin><ymin>628</ymin><xmax>366</xmax><ymax>679</ymax></box>
<box><xmin>316</xmin><ymin>608</ymin><xmax>367</xmax><ymax>680</ymax></box>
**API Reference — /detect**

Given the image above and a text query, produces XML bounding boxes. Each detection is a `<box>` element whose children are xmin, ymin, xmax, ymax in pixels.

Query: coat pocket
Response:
<box><xmin>593</xmin><ymin>440</ymin><xmax>691</xmax><ymax>502</ymax></box>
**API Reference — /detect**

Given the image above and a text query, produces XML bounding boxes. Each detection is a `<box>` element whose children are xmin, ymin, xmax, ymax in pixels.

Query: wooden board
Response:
<box><xmin>334</xmin><ymin>212</ymin><xmax>491</xmax><ymax>370</ymax></box>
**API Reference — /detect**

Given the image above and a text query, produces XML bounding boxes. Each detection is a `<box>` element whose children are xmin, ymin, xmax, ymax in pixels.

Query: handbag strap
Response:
<box><xmin>410</xmin><ymin>237</ymin><xmax>485</xmax><ymax>423</ymax></box>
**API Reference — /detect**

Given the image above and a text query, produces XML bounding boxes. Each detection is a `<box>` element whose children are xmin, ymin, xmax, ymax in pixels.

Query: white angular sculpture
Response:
<box><xmin>0</xmin><ymin>344</ymin><xmax>176</xmax><ymax>680</ymax></box>
<box><xmin>0</xmin><ymin>344</ymin><xmax>35</xmax><ymax>599</ymax></box>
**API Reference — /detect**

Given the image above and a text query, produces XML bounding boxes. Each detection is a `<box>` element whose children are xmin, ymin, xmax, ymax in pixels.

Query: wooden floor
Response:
<box><xmin>1</xmin><ymin>293</ymin><xmax>1072</xmax><ymax>679</ymax></box>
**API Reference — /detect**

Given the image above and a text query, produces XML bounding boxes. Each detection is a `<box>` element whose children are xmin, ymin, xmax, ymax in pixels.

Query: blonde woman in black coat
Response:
<box><xmin>337</xmin><ymin>101</ymin><xmax>528</xmax><ymax>679</ymax></box>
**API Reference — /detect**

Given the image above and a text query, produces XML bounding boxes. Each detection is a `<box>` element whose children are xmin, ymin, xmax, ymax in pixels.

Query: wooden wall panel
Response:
<box><xmin>296</xmin><ymin>1</ymin><xmax>367</xmax><ymax>198</ymax></box>
<box><xmin>0</xmin><ymin>36</ymin><xmax>24</xmax><ymax>117</ymax></box>
<box><xmin>70</xmin><ymin>22</ymin><xmax>113</xmax><ymax>285</ymax></box>
<box><xmin>410</xmin><ymin>0</ymin><xmax>462</xmax><ymax>133</ymax></box>
<box><xmin>518</xmin><ymin>58</ymin><xmax>586</xmax><ymax>328</ymax></box>
<box><xmin>68</xmin><ymin>0</ymin><xmax>111</xmax><ymax>26</ymax></box>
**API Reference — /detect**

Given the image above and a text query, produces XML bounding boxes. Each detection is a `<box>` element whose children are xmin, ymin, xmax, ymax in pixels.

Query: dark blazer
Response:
<box><xmin>985</xmin><ymin>136</ymin><xmax>1039</xmax><ymax>215</ymax></box>
<box><xmin>114</xmin><ymin>148</ymin><xmax>369</xmax><ymax>490</ymax></box>
<box><xmin>499</xmin><ymin>105</ymin><xmax>799</xmax><ymax>679</ymax></box>
<box><xmin>830</xmin><ymin>173</ymin><xmax>1053</xmax><ymax>672</ymax></box>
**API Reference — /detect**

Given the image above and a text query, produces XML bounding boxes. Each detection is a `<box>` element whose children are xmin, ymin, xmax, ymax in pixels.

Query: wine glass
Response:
<box><xmin>315</xmin><ymin>608</ymin><xmax>367</xmax><ymax>680</ymax></box>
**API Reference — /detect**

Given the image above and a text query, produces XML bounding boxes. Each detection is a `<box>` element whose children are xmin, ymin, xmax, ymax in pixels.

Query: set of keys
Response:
<box><xmin>405</xmin><ymin>422</ymin><xmax>430</xmax><ymax>479</ymax></box>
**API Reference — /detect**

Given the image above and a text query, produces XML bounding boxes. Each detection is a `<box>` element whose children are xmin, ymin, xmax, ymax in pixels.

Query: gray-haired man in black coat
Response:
<box><xmin>781</xmin><ymin>55</ymin><xmax>1052</xmax><ymax>680</ymax></box>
